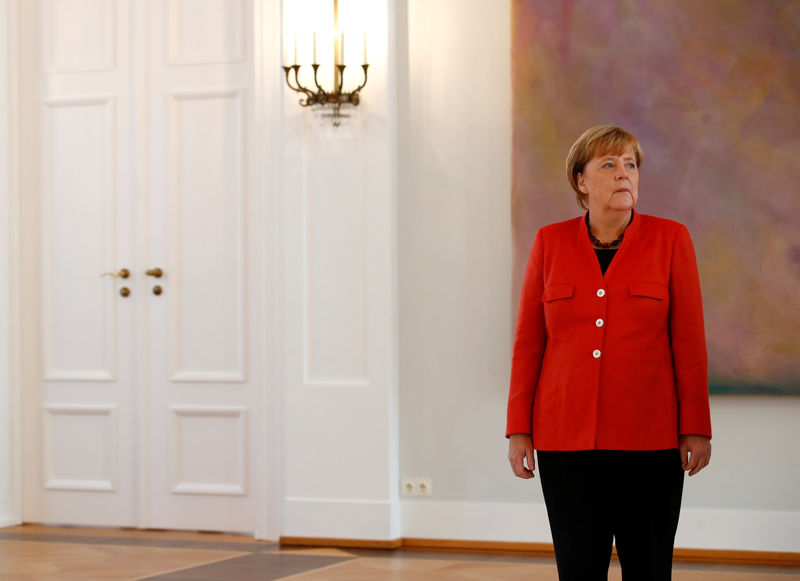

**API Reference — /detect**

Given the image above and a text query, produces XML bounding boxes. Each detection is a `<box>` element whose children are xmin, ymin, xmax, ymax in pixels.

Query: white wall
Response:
<box><xmin>398</xmin><ymin>0</ymin><xmax>516</xmax><ymax>501</ymax></box>
<box><xmin>397</xmin><ymin>0</ymin><xmax>800</xmax><ymax>552</ymax></box>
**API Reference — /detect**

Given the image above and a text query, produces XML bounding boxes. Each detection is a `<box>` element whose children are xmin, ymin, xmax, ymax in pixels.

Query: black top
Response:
<box><xmin>594</xmin><ymin>248</ymin><xmax>618</xmax><ymax>275</ymax></box>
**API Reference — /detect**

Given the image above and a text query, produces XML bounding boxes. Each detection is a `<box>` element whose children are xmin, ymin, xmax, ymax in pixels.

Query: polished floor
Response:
<box><xmin>0</xmin><ymin>525</ymin><xmax>798</xmax><ymax>580</ymax></box>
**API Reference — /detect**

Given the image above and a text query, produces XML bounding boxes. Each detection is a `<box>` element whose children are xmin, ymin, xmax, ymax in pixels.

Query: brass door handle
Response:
<box><xmin>100</xmin><ymin>268</ymin><xmax>130</xmax><ymax>279</ymax></box>
<box><xmin>145</xmin><ymin>268</ymin><xmax>163</xmax><ymax>278</ymax></box>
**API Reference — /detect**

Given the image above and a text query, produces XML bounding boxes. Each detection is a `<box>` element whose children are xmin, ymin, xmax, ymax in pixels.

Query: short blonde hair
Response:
<box><xmin>566</xmin><ymin>125</ymin><xmax>644</xmax><ymax>209</ymax></box>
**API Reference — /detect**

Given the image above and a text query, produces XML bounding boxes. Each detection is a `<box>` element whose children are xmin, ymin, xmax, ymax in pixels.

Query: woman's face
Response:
<box><xmin>577</xmin><ymin>147</ymin><xmax>639</xmax><ymax>213</ymax></box>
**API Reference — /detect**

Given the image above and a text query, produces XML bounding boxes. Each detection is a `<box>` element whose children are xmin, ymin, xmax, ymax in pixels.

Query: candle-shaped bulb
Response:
<box><xmin>313</xmin><ymin>32</ymin><xmax>317</xmax><ymax>64</ymax></box>
<box><xmin>293</xmin><ymin>33</ymin><xmax>298</xmax><ymax>65</ymax></box>
<box><xmin>363</xmin><ymin>32</ymin><xmax>367</xmax><ymax>65</ymax></box>
<box><xmin>340</xmin><ymin>32</ymin><xmax>345</xmax><ymax>65</ymax></box>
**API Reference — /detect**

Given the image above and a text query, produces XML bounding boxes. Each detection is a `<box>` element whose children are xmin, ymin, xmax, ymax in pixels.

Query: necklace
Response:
<box><xmin>589</xmin><ymin>230</ymin><xmax>623</xmax><ymax>248</ymax></box>
<box><xmin>586</xmin><ymin>212</ymin><xmax>633</xmax><ymax>248</ymax></box>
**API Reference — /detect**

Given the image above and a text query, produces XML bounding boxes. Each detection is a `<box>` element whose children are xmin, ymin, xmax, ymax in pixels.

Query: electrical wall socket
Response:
<box><xmin>400</xmin><ymin>478</ymin><xmax>432</xmax><ymax>496</ymax></box>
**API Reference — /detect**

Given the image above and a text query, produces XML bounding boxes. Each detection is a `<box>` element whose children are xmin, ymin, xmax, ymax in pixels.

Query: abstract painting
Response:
<box><xmin>512</xmin><ymin>0</ymin><xmax>800</xmax><ymax>394</ymax></box>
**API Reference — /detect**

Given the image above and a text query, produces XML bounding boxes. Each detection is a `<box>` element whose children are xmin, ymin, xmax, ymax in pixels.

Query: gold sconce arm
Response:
<box><xmin>353</xmin><ymin>64</ymin><xmax>369</xmax><ymax>94</ymax></box>
<box><xmin>283</xmin><ymin>65</ymin><xmax>317</xmax><ymax>105</ymax></box>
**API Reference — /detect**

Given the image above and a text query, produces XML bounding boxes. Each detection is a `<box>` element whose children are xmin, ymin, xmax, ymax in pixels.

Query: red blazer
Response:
<box><xmin>506</xmin><ymin>212</ymin><xmax>712</xmax><ymax>450</ymax></box>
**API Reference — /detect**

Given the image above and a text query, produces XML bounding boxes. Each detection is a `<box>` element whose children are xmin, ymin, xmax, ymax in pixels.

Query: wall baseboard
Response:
<box><xmin>279</xmin><ymin>536</ymin><xmax>800</xmax><ymax>567</ymax></box>
<box><xmin>672</xmin><ymin>547</ymin><xmax>800</xmax><ymax>566</ymax></box>
<box><xmin>280</xmin><ymin>536</ymin><xmax>402</xmax><ymax>550</ymax></box>
<box><xmin>0</xmin><ymin>517</ymin><xmax>22</xmax><ymax>528</ymax></box>
<box><xmin>402</xmin><ymin>538</ymin><xmax>553</xmax><ymax>556</ymax></box>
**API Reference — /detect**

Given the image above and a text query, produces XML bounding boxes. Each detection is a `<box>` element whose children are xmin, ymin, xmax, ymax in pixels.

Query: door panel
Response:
<box><xmin>144</xmin><ymin>0</ymin><xmax>261</xmax><ymax>532</ymax></box>
<box><xmin>42</xmin><ymin>0</ymin><xmax>115</xmax><ymax>73</ymax></box>
<box><xmin>42</xmin><ymin>98</ymin><xmax>118</xmax><ymax>380</ymax></box>
<box><xmin>22</xmin><ymin>0</ymin><xmax>137</xmax><ymax>526</ymax></box>
<box><xmin>168</xmin><ymin>91</ymin><xmax>246</xmax><ymax>381</ymax></box>
<box><xmin>168</xmin><ymin>0</ymin><xmax>244</xmax><ymax>65</ymax></box>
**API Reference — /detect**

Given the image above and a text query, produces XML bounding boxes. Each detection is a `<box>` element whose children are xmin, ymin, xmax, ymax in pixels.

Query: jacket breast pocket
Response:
<box><xmin>629</xmin><ymin>281</ymin><xmax>668</xmax><ymax>300</ymax></box>
<box><xmin>628</xmin><ymin>281</ymin><xmax>669</xmax><ymax>324</ymax></box>
<box><xmin>542</xmin><ymin>284</ymin><xmax>575</xmax><ymax>333</ymax></box>
<box><xmin>542</xmin><ymin>283</ymin><xmax>574</xmax><ymax>303</ymax></box>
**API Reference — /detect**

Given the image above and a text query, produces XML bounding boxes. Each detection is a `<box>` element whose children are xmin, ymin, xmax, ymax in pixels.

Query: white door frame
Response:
<box><xmin>0</xmin><ymin>0</ymin><xmax>22</xmax><ymax>528</ymax></box>
<box><xmin>253</xmin><ymin>0</ymin><xmax>285</xmax><ymax>542</ymax></box>
<box><xmin>0</xmin><ymin>0</ymin><xmax>284</xmax><ymax>539</ymax></box>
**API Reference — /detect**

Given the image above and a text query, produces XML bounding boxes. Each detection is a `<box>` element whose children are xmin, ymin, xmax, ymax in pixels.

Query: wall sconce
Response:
<box><xmin>283</xmin><ymin>0</ymin><xmax>368</xmax><ymax>126</ymax></box>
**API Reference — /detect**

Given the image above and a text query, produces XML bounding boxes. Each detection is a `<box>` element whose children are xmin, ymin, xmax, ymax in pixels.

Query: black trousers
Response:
<box><xmin>537</xmin><ymin>449</ymin><xmax>684</xmax><ymax>581</ymax></box>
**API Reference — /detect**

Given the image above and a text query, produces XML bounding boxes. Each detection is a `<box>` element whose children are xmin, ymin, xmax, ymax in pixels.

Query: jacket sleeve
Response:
<box><xmin>506</xmin><ymin>229</ymin><xmax>546</xmax><ymax>438</ymax></box>
<box><xmin>669</xmin><ymin>225</ymin><xmax>712</xmax><ymax>438</ymax></box>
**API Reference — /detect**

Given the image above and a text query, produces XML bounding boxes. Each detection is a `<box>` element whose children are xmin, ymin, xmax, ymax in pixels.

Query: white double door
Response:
<box><xmin>20</xmin><ymin>0</ymin><xmax>268</xmax><ymax>532</ymax></box>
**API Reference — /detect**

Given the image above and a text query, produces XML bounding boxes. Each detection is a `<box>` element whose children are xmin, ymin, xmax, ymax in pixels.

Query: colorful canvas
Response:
<box><xmin>512</xmin><ymin>0</ymin><xmax>800</xmax><ymax>394</ymax></box>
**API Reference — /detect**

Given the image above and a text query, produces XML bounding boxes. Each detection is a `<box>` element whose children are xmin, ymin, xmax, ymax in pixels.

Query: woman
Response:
<box><xmin>506</xmin><ymin>125</ymin><xmax>711</xmax><ymax>581</ymax></box>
